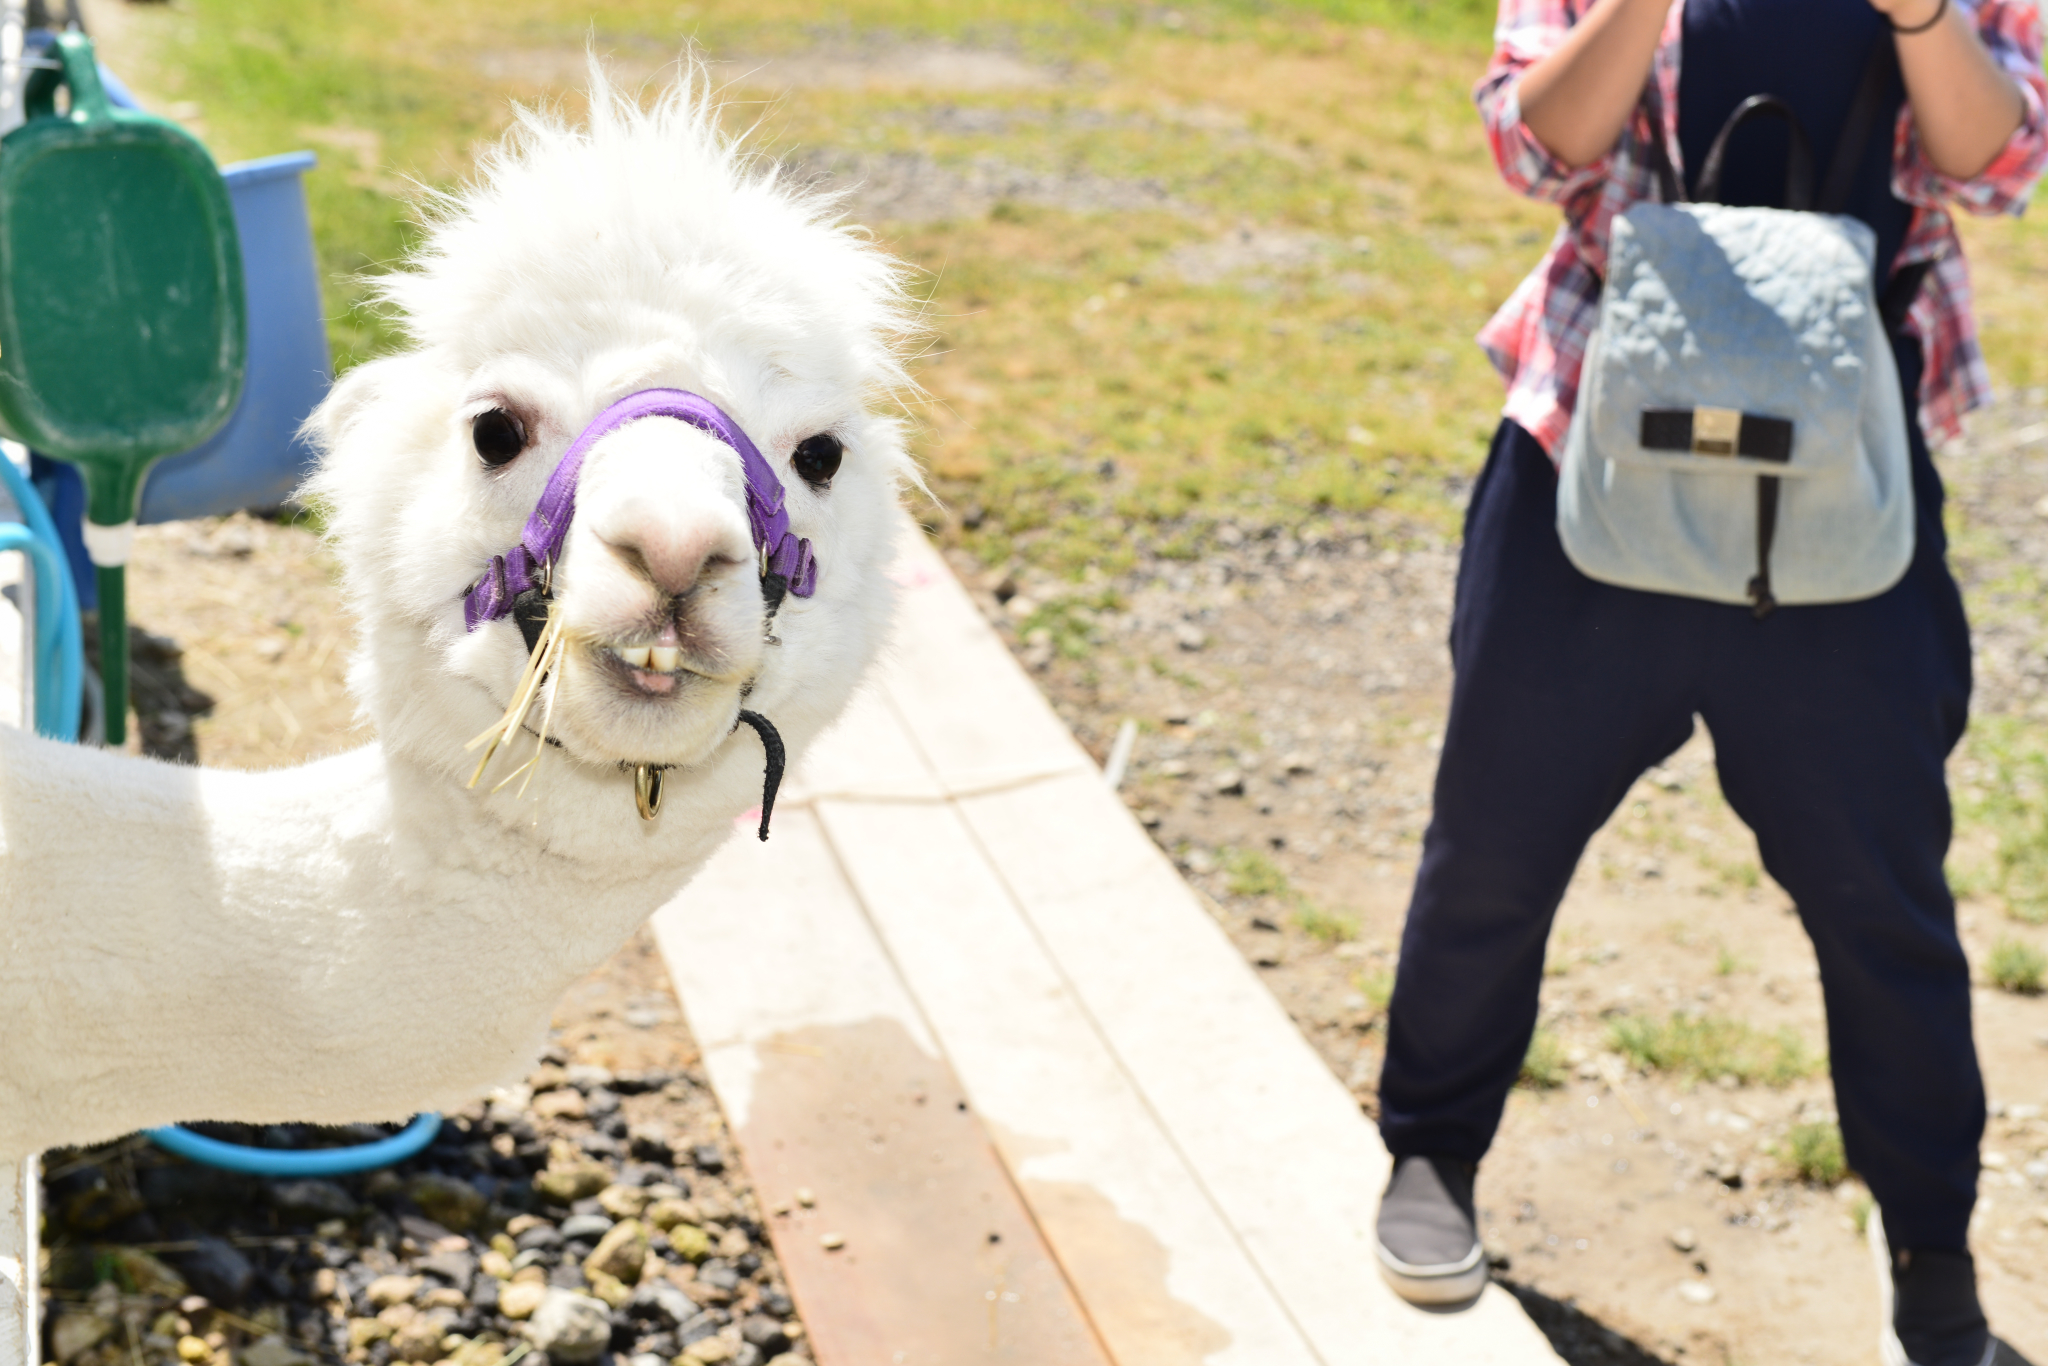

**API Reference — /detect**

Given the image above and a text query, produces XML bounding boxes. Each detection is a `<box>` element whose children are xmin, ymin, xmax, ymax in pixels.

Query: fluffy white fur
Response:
<box><xmin>0</xmin><ymin>67</ymin><xmax>918</xmax><ymax>1161</ymax></box>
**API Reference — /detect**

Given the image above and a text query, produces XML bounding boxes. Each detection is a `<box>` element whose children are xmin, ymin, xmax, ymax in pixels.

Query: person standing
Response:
<box><xmin>1370</xmin><ymin>1</ymin><xmax>2047</xmax><ymax>1362</ymax></box>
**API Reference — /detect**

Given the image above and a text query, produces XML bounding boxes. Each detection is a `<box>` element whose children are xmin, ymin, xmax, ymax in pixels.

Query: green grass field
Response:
<box><xmin>103</xmin><ymin>0</ymin><xmax>2048</xmax><ymax>930</ymax></box>
<box><xmin>107</xmin><ymin>0</ymin><xmax>2048</xmax><ymax>576</ymax></box>
<box><xmin>102</xmin><ymin>0</ymin><xmax>1548</xmax><ymax>575</ymax></box>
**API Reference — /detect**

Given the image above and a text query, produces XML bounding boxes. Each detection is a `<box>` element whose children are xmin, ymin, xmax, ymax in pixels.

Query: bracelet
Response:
<box><xmin>1892</xmin><ymin>0</ymin><xmax>1948</xmax><ymax>35</ymax></box>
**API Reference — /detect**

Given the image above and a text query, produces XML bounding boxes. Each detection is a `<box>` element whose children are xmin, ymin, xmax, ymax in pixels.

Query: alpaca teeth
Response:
<box><xmin>649</xmin><ymin>646</ymin><xmax>680</xmax><ymax>673</ymax></box>
<box><xmin>617</xmin><ymin>645</ymin><xmax>652</xmax><ymax>669</ymax></box>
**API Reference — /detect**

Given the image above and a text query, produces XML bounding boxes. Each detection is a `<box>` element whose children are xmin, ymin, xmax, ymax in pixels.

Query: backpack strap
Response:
<box><xmin>1749</xmin><ymin>476</ymin><xmax>1782</xmax><ymax>619</ymax></box>
<box><xmin>1817</xmin><ymin>36</ymin><xmax>1901</xmax><ymax>215</ymax></box>
<box><xmin>1697</xmin><ymin>96</ymin><xmax>1817</xmax><ymax>208</ymax></box>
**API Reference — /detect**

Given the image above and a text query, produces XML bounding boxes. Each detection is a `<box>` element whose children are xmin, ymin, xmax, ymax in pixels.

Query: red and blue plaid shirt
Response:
<box><xmin>1476</xmin><ymin>0</ymin><xmax>2048</xmax><ymax>457</ymax></box>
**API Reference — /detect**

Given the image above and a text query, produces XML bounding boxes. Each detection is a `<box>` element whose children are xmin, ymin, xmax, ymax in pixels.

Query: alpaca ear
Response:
<box><xmin>302</xmin><ymin>355</ymin><xmax>406</xmax><ymax>457</ymax></box>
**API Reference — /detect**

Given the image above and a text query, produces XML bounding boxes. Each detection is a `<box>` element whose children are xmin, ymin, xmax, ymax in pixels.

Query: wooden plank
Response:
<box><xmin>815</xmin><ymin>792</ymin><xmax>1321</xmax><ymax>1366</ymax></box>
<box><xmin>872</xmin><ymin>528</ymin><xmax>1563</xmax><ymax>1364</ymax></box>
<box><xmin>651</xmin><ymin>803</ymin><xmax>1112</xmax><ymax>1366</ymax></box>
<box><xmin>959</xmin><ymin>771</ymin><xmax>1562</xmax><ymax>1363</ymax></box>
<box><xmin>0</xmin><ymin>541</ymin><xmax>35</xmax><ymax>1366</ymax></box>
<box><xmin>1</xmin><ymin>1157</ymin><xmax>35</xmax><ymax>1366</ymax></box>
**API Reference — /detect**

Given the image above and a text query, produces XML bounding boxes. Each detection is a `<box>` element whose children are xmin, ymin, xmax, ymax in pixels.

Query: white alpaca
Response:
<box><xmin>0</xmin><ymin>67</ymin><xmax>918</xmax><ymax>1161</ymax></box>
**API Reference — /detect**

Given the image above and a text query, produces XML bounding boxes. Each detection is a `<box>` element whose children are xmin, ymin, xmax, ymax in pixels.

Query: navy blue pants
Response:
<box><xmin>1377</xmin><ymin>341</ymin><xmax>1982</xmax><ymax>1251</ymax></box>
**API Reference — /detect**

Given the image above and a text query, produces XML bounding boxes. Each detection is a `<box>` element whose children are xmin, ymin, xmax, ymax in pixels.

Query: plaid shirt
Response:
<box><xmin>1476</xmin><ymin>0</ymin><xmax>2048</xmax><ymax>457</ymax></box>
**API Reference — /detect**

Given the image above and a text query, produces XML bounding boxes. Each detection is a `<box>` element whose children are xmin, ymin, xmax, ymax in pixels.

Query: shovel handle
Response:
<box><xmin>95</xmin><ymin>563</ymin><xmax>124</xmax><ymax>747</ymax></box>
<box><xmin>23</xmin><ymin>32</ymin><xmax>114</xmax><ymax>126</ymax></box>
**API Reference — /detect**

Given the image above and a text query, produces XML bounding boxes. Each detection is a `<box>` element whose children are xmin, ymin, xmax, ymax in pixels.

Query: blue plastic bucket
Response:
<box><xmin>138</xmin><ymin>150</ymin><xmax>331</xmax><ymax>523</ymax></box>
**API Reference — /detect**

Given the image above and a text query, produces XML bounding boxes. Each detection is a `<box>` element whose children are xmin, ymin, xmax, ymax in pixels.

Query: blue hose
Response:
<box><xmin>145</xmin><ymin>1114</ymin><xmax>443</xmax><ymax>1176</ymax></box>
<box><xmin>0</xmin><ymin>455</ymin><xmax>82</xmax><ymax>740</ymax></box>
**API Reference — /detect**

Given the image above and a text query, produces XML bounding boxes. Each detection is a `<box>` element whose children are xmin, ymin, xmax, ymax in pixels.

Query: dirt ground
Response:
<box><xmin>975</xmin><ymin>391</ymin><xmax>2048</xmax><ymax>1366</ymax></box>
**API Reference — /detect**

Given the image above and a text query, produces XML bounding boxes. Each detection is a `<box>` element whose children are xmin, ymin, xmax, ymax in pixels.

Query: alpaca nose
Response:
<box><xmin>580</xmin><ymin>418</ymin><xmax>757</xmax><ymax>603</ymax></box>
<box><xmin>598</xmin><ymin>510</ymin><xmax>747</xmax><ymax>600</ymax></box>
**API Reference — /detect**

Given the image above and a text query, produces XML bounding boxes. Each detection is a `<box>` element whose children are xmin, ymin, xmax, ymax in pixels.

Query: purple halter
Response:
<box><xmin>463</xmin><ymin>388</ymin><xmax>818</xmax><ymax>632</ymax></box>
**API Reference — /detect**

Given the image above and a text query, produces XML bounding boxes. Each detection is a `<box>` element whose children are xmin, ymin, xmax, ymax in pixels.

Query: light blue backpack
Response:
<box><xmin>1557</xmin><ymin>53</ymin><xmax>1919</xmax><ymax>616</ymax></box>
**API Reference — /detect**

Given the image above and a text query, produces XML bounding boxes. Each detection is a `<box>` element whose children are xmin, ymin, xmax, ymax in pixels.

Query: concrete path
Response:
<box><xmin>653</xmin><ymin>523</ymin><xmax>1565</xmax><ymax>1366</ymax></box>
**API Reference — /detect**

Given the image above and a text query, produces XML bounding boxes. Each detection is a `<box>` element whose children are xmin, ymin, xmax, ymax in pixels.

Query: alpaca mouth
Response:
<box><xmin>590</xmin><ymin>640</ymin><xmax>737</xmax><ymax>700</ymax></box>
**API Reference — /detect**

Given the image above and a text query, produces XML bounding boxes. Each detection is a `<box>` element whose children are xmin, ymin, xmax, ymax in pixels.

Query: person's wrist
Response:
<box><xmin>1879</xmin><ymin>0</ymin><xmax>1948</xmax><ymax>32</ymax></box>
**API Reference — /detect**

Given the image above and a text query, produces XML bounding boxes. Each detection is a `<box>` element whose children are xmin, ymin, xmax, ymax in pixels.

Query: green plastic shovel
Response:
<box><xmin>0</xmin><ymin>32</ymin><xmax>245</xmax><ymax>746</ymax></box>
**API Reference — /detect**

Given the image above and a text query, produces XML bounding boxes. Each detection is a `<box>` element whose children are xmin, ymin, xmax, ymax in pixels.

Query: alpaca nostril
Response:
<box><xmin>601</xmin><ymin>527</ymin><xmax>746</xmax><ymax>601</ymax></box>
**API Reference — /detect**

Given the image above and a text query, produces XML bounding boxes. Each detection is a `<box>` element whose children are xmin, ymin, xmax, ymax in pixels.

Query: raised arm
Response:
<box><xmin>1876</xmin><ymin>0</ymin><xmax>2027</xmax><ymax>179</ymax></box>
<box><xmin>1515</xmin><ymin>0</ymin><xmax>1671</xmax><ymax>170</ymax></box>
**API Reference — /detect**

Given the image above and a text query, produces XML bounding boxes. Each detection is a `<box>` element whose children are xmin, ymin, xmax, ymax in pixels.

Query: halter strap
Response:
<box><xmin>462</xmin><ymin>388</ymin><xmax>817</xmax><ymax>632</ymax></box>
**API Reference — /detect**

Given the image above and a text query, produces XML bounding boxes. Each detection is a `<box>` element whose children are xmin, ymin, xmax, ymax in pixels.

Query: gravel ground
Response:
<box><xmin>37</xmin><ymin>930</ymin><xmax>811</xmax><ymax>1366</ymax></box>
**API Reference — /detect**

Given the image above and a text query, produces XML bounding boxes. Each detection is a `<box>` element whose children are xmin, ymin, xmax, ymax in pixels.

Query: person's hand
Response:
<box><xmin>1866</xmin><ymin>0</ymin><xmax>1945</xmax><ymax>26</ymax></box>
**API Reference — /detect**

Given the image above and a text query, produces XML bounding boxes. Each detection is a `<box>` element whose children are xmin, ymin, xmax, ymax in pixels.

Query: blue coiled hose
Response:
<box><xmin>146</xmin><ymin>1114</ymin><xmax>443</xmax><ymax>1176</ymax></box>
<box><xmin>0</xmin><ymin>453</ymin><xmax>82</xmax><ymax>740</ymax></box>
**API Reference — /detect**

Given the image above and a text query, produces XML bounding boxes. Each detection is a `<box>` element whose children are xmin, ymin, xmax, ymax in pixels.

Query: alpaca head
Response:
<box><xmin>304</xmin><ymin>67</ymin><xmax>919</xmax><ymax>838</ymax></box>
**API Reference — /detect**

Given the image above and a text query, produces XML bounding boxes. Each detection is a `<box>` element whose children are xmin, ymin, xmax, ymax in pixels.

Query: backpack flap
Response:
<box><xmin>1557</xmin><ymin>201</ymin><xmax>1913</xmax><ymax>607</ymax></box>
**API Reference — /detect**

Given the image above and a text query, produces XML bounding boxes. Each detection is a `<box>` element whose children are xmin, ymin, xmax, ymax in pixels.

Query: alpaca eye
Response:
<box><xmin>472</xmin><ymin>408</ymin><xmax>528</xmax><ymax>467</ymax></box>
<box><xmin>792</xmin><ymin>433</ymin><xmax>843</xmax><ymax>489</ymax></box>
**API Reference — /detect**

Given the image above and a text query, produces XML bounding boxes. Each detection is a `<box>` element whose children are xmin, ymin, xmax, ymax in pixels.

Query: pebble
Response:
<box><xmin>586</xmin><ymin>1219</ymin><xmax>652</xmax><ymax>1282</ymax></box>
<box><xmin>418</xmin><ymin>1248</ymin><xmax>478</xmax><ymax>1290</ymax></box>
<box><xmin>237</xmin><ymin>1338</ymin><xmax>312</xmax><ymax>1366</ymax></box>
<box><xmin>169</xmin><ymin>1238</ymin><xmax>252</xmax><ymax>1306</ymax></box>
<box><xmin>265</xmin><ymin>1179</ymin><xmax>357</xmax><ymax>1219</ymax></box>
<box><xmin>366</xmin><ymin>1274</ymin><xmax>424</xmax><ymax>1308</ymax></box>
<box><xmin>1676</xmin><ymin>1279</ymin><xmax>1716</xmax><ymax>1305</ymax></box>
<box><xmin>667</xmin><ymin>1224</ymin><xmax>713</xmax><ymax>1262</ymax></box>
<box><xmin>535</xmin><ymin>1159</ymin><xmax>612</xmax><ymax>1204</ymax></box>
<box><xmin>645</xmin><ymin>1197</ymin><xmax>700</xmax><ymax>1231</ymax></box>
<box><xmin>534</xmin><ymin>1089</ymin><xmax>590</xmax><ymax>1121</ymax></box>
<box><xmin>819</xmin><ymin>1232</ymin><xmax>847</xmax><ymax>1251</ymax></box>
<box><xmin>1668</xmin><ymin>1226</ymin><xmax>1698</xmax><ymax>1253</ymax></box>
<box><xmin>498</xmin><ymin>1280</ymin><xmax>548</xmax><ymax>1320</ymax></box>
<box><xmin>630</xmin><ymin>1277</ymin><xmax>701</xmax><ymax>1326</ymax></box>
<box><xmin>409</xmin><ymin>1172</ymin><xmax>489</xmax><ymax>1231</ymax></box>
<box><xmin>515</xmin><ymin>1224</ymin><xmax>565</xmax><ymax>1253</ymax></box>
<box><xmin>50</xmin><ymin>1311</ymin><xmax>114</xmax><ymax>1363</ymax></box>
<box><xmin>560</xmin><ymin>1212</ymin><xmax>616</xmax><ymax>1242</ymax></box>
<box><xmin>598</xmin><ymin>1183</ymin><xmax>652</xmax><ymax>1218</ymax></box>
<box><xmin>567</xmin><ymin>1063</ymin><xmax>617</xmax><ymax>1091</ymax></box>
<box><xmin>524</xmin><ymin>1289</ymin><xmax>613</xmax><ymax>1363</ymax></box>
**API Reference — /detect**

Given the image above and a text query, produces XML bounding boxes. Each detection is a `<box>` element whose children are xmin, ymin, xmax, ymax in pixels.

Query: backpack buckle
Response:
<box><xmin>1691</xmin><ymin>406</ymin><xmax>1742</xmax><ymax>456</ymax></box>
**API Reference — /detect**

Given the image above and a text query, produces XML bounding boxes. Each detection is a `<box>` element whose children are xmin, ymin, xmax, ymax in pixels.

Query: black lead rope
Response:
<box><xmin>733</xmin><ymin>709</ymin><xmax>786</xmax><ymax>842</ymax></box>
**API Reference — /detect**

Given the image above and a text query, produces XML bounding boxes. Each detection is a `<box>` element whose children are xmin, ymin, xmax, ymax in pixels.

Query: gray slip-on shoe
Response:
<box><xmin>1376</xmin><ymin>1154</ymin><xmax>1487</xmax><ymax>1307</ymax></box>
<box><xmin>1868</xmin><ymin>1207</ymin><xmax>1996</xmax><ymax>1366</ymax></box>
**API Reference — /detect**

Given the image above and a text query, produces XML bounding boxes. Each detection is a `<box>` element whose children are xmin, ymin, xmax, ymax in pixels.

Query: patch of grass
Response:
<box><xmin>102</xmin><ymin>0</ymin><xmax>2046</xmax><ymax>580</ymax></box>
<box><xmin>1987</xmin><ymin>937</ymin><xmax>2047</xmax><ymax>995</ymax></box>
<box><xmin>1016</xmin><ymin>589</ymin><xmax>1122</xmax><ymax>661</ymax></box>
<box><xmin>1713</xmin><ymin>941</ymin><xmax>1750</xmax><ymax>977</ymax></box>
<box><xmin>1956</xmin><ymin>718</ymin><xmax>2048</xmax><ymax>924</ymax></box>
<box><xmin>1222</xmin><ymin>846</ymin><xmax>1291</xmax><ymax>898</ymax></box>
<box><xmin>1295</xmin><ymin>902</ymin><xmax>1359</xmax><ymax>943</ymax></box>
<box><xmin>1518</xmin><ymin>1028</ymin><xmax>1566</xmax><ymax>1090</ymax></box>
<box><xmin>1778</xmin><ymin>1121</ymin><xmax>1848</xmax><ymax>1186</ymax></box>
<box><xmin>1354</xmin><ymin>968</ymin><xmax>1394</xmax><ymax>1013</ymax></box>
<box><xmin>1607</xmin><ymin>1013</ymin><xmax>1820</xmax><ymax>1088</ymax></box>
